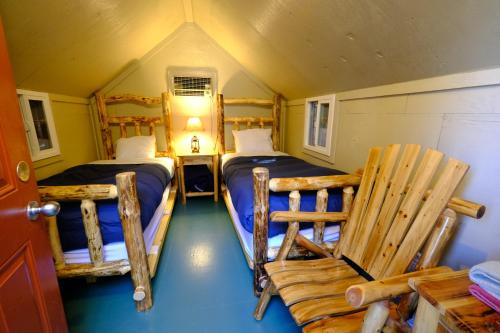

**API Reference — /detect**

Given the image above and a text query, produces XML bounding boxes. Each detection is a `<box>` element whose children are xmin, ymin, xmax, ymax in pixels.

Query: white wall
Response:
<box><xmin>285</xmin><ymin>68</ymin><xmax>500</xmax><ymax>269</ymax></box>
<box><xmin>95</xmin><ymin>23</ymin><xmax>276</xmax><ymax>156</ymax></box>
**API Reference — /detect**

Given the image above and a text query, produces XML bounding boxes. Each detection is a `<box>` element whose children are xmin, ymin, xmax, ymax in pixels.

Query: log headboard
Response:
<box><xmin>95</xmin><ymin>93</ymin><xmax>174</xmax><ymax>159</ymax></box>
<box><xmin>216</xmin><ymin>94</ymin><xmax>282</xmax><ymax>154</ymax></box>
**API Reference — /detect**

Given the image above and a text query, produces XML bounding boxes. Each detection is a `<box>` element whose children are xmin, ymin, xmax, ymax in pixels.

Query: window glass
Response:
<box><xmin>29</xmin><ymin>99</ymin><xmax>53</xmax><ymax>150</ymax></box>
<box><xmin>318</xmin><ymin>103</ymin><xmax>329</xmax><ymax>147</ymax></box>
<box><xmin>308</xmin><ymin>101</ymin><xmax>317</xmax><ymax>146</ymax></box>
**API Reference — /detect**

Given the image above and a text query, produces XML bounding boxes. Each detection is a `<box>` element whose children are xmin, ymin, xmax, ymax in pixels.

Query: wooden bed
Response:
<box><xmin>38</xmin><ymin>92</ymin><xmax>177</xmax><ymax>311</ymax></box>
<box><xmin>217</xmin><ymin>94</ymin><xmax>487</xmax><ymax>296</ymax></box>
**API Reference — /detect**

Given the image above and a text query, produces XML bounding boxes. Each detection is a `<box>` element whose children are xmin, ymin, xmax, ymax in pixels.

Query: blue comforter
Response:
<box><xmin>39</xmin><ymin>163</ymin><xmax>172</xmax><ymax>251</ymax></box>
<box><xmin>223</xmin><ymin>155</ymin><xmax>345</xmax><ymax>237</ymax></box>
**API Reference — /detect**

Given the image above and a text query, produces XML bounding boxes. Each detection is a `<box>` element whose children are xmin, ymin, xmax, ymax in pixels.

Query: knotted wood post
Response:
<box><xmin>272</xmin><ymin>94</ymin><xmax>281</xmax><ymax>151</ymax></box>
<box><xmin>47</xmin><ymin>216</ymin><xmax>65</xmax><ymax>269</ymax></box>
<box><xmin>217</xmin><ymin>94</ymin><xmax>225</xmax><ymax>154</ymax></box>
<box><xmin>253</xmin><ymin>167</ymin><xmax>269</xmax><ymax>296</ymax></box>
<box><xmin>81</xmin><ymin>199</ymin><xmax>103</xmax><ymax>265</ymax></box>
<box><xmin>333</xmin><ymin>186</ymin><xmax>354</xmax><ymax>258</ymax></box>
<box><xmin>116</xmin><ymin>172</ymin><xmax>152</xmax><ymax>311</ymax></box>
<box><xmin>313</xmin><ymin>189</ymin><xmax>328</xmax><ymax>243</ymax></box>
<box><xmin>398</xmin><ymin>208</ymin><xmax>458</xmax><ymax>320</ymax></box>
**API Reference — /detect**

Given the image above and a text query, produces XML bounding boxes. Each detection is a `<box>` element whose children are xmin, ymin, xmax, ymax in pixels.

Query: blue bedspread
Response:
<box><xmin>39</xmin><ymin>163</ymin><xmax>172</xmax><ymax>251</ymax></box>
<box><xmin>223</xmin><ymin>155</ymin><xmax>345</xmax><ymax>237</ymax></box>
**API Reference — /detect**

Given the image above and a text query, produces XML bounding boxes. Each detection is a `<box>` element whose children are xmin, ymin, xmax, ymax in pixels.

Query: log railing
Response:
<box><xmin>40</xmin><ymin>172</ymin><xmax>152</xmax><ymax>312</ymax></box>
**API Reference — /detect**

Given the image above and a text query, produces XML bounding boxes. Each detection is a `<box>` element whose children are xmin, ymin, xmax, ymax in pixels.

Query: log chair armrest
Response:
<box><xmin>270</xmin><ymin>211</ymin><xmax>348</xmax><ymax>223</ymax></box>
<box><xmin>346</xmin><ymin>266</ymin><xmax>453</xmax><ymax>308</ymax></box>
<box><xmin>269</xmin><ymin>174</ymin><xmax>361</xmax><ymax>192</ymax></box>
<box><xmin>407</xmin><ymin>269</ymin><xmax>469</xmax><ymax>291</ymax></box>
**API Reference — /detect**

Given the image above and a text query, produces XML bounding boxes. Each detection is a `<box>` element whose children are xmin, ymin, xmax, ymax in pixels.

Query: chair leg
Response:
<box><xmin>360</xmin><ymin>300</ymin><xmax>390</xmax><ymax>333</ymax></box>
<box><xmin>413</xmin><ymin>297</ymin><xmax>440</xmax><ymax>333</ymax></box>
<box><xmin>254</xmin><ymin>280</ymin><xmax>276</xmax><ymax>320</ymax></box>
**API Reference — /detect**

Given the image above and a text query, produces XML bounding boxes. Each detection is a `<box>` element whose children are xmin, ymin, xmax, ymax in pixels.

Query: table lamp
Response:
<box><xmin>185</xmin><ymin>117</ymin><xmax>203</xmax><ymax>153</ymax></box>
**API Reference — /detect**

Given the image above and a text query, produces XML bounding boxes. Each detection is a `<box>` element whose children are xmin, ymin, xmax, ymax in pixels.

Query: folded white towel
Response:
<box><xmin>469</xmin><ymin>261</ymin><xmax>500</xmax><ymax>300</ymax></box>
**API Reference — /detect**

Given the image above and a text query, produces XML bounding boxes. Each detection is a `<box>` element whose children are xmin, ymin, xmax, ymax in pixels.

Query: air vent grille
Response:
<box><xmin>173</xmin><ymin>76</ymin><xmax>212</xmax><ymax>96</ymax></box>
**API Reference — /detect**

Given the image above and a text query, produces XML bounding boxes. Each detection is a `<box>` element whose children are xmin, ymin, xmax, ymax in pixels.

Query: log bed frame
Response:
<box><xmin>216</xmin><ymin>94</ymin><xmax>487</xmax><ymax>296</ymax></box>
<box><xmin>38</xmin><ymin>92</ymin><xmax>177</xmax><ymax>312</ymax></box>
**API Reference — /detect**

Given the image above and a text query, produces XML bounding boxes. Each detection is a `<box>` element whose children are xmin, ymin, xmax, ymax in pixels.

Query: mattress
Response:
<box><xmin>64</xmin><ymin>183</ymin><xmax>172</xmax><ymax>264</ymax></box>
<box><xmin>225</xmin><ymin>189</ymin><xmax>339</xmax><ymax>261</ymax></box>
<box><xmin>222</xmin><ymin>152</ymin><xmax>345</xmax><ymax>237</ymax></box>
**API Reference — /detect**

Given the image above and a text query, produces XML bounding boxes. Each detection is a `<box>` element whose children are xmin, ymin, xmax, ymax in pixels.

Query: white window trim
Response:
<box><xmin>17</xmin><ymin>89</ymin><xmax>60</xmax><ymax>161</ymax></box>
<box><xmin>303</xmin><ymin>94</ymin><xmax>336</xmax><ymax>156</ymax></box>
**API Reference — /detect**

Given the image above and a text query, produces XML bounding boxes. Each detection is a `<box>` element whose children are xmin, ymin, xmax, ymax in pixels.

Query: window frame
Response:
<box><xmin>303</xmin><ymin>94</ymin><xmax>336</xmax><ymax>156</ymax></box>
<box><xmin>17</xmin><ymin>89</ymin><xmax>60</xmax><ymax>161</ymax></box>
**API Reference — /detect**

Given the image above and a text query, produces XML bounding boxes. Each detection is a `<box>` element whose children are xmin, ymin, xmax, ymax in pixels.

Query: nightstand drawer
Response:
<box><xmin>182</xmin><ymin>156</ymin><xmax>212</xmax><ymax>166</ymax></box>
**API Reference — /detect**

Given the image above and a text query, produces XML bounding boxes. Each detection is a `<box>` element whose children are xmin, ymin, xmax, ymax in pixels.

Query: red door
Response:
<box><xmin>0</xmin><ymin>20</ymin><xmax>68</xmax><ymax>332</ymax></box>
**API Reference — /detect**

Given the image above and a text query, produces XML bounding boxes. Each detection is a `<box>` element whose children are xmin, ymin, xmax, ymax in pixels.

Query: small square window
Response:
<box><xmin>17</xmin><ymin>89</ymin><xmax>60</xmax><ymax>161</ymax></box>
<box><xmin>303</xmin><ymin>94</ymin><xmax>336</xmax><ymax>157</ymax></box>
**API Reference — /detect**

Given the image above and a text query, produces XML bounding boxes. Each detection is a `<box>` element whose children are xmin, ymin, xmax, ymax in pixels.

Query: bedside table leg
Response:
<box><xmin>179</xmin><ymin>159</ymin><xmax>186</xmax><ymax>205</ymax></box>
<box><xmin>213</xmin><ymin>155</ymin><xmax>219</xmax><ymax>202</ymax></box>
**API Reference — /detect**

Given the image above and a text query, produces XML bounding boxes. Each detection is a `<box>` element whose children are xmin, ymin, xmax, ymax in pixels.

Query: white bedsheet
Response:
<box><xmin>225</xmin><ymin>189</ymin><xmax>339</xmax><ymax>262</ymax></box>
<box><xmin>63</xmin><ymin>157</ymin><xmax>175</xmax><ymax>264</ymax></box>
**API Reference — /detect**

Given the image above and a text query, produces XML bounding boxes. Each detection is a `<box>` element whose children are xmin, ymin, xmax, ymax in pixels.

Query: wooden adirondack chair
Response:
<box><xmin>253</xmin><ymin>144</ymin><xmax>485</xmax><ymax>331</ymax></box>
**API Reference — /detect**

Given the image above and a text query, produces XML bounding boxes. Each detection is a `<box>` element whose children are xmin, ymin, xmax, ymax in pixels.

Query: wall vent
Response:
<box><xmin>167</xmin><ymin>67</ymin><xmax>217</xmax><ymax>97</ymax></box>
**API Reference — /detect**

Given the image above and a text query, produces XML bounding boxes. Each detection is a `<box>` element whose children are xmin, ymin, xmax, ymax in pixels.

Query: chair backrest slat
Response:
<box><xmin>337</xmin><ymin>147</ymin><xmax>383</xmax><ymax>258</ymax></box>
<box><xmin>367</xmin><ymin>148</ymin><xmax>444</xmax><ymax>278</ymax></box>
<box><xmin>382</xmin><ymin>158</ymin><xmax>469</xmax><ymax>277</ymax></box>
<box><xmin>349</xmin><ymin>144</ymin><xmax>401</xmax><ymax>263</ymax></box>
<box><xmin>360</xmin><ymin>144</ymin><xmax>421</xmax><ymax>269</ymax></box>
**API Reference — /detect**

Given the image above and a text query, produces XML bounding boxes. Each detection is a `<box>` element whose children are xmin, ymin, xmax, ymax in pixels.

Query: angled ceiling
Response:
<box><xmin>1</xmin><ymin>0</ymin><xmax>500</xmax><ymax>99</ymax></box>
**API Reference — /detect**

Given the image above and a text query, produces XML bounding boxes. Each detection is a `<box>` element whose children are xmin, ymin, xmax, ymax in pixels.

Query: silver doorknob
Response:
<box><xmin>27</xmin><ymin>201</ymin><xmax>60</xmax><ymax>221</ymax></box>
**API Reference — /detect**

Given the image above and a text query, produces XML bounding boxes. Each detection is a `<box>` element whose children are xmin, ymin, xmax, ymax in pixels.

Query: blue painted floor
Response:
<box><xmin>60</xmin><ymin>197</ymin><xmax>300</xmax><ymax>332</ymax></box>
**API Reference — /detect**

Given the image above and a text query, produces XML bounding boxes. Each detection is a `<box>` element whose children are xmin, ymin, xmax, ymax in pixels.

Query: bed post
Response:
<box><xmin>116</xmin><ymin>172</ymin><xmax>152</xmax><ymax>312</ymax></box>
<box><xmin>95</xmin><ymin>93</ymin><xmax>114</xmax><ymax>159</ymax></box>
<box><xmin>253</xmin><ymin>167</ymin><xmax>269</xmax><ymax>296</ymax></box>
<box><xmin>161</xmin><ymin>92</ymin><xmax>173</xmax><ymax>157</ymax></box>
<box><xmin>272</xmin><ymin>94</ymin><xmax>281</xmax><ymax>151</ymax></box>
<box><xmin>217</xmin><ymin>94</ymin><xmax>225</xmax><ymax>154</ymax></box>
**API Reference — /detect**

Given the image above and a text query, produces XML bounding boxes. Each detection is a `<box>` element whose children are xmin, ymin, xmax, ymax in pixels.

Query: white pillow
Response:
<box><xmin>232</xmin><ymin>128</ymin><xmax>273</xmax><ymax>153</ymax></box>
<box><xmin>115</xmin><ymin>135</ymin><xmax>156</xmax><ymax>160</ymax></box>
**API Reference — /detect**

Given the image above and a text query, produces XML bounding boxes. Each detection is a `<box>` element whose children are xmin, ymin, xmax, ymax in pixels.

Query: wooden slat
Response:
<box><xmin>134</xmin><ymin>122</ymin><xmax>141</xmax><ymax>136</ymax></box>
<box><xmin>104</xmin><ymin>94</ymin><xmax>161</xmax><ymax>105</ymax></box>
<box><xmin>361</xmin><ymin>144</ymin><xmax>421</xmax><ymax>269</ymax></box>
<box><xmin>119</xmin><ymin>123</ymin><xmax>127</xmax><ymax>138</ymax></box>
<box><xmin>224</xmin><ymin>98</ymin><xmax>274</xmax><ymax>106</ymax></box>
<box><xmin>350</xmin><ymin>144</ymin><xmax>401</xmax><ymax>263</ymax></box>
<box><xmin>346</xmin><ymin>266</ymin><xmax>452</xmax><ymax>308</ymax></box>
<box><xmin>294</xmin><ymin>234</ymin><xmax>332</xmax><ymax>258</ymax></box>
<box><xmin>408</xmin><ymin>269</ymin><xmax>470</xmax><ymax>291</ymax></box>
<box><xmin>161</xmin><ymin>92</ymin><xmax>173</xmax><ymax>155</ymax></box>
<box><xmin>149</xmin><ymin>122</ymin><xmax>155</xmax><ymax>136</ymax></box>
<box><xmin>81</xmin><ymin>199</ymin><xmax>104</xmax><ymax>265</ymax></box>
<box><xmin>314</xmin><ymin>189</ymin><xmax>328</xmax><ymax>243</ymax></box>
<box><xmin>303</xmin><ymin>311</ymin><xmax>366</xmax><ymax>333</ymax></box>
<box><xmin>272</xmin><ymin>94</ymin><xmax>281</xmax><ymax>150</ymax></box>
<box><xmin>147</xmin><ymin>184</ymin><xmax>177</xmax><ymax>277</ymax></box>
<box><xmin>56</xmin><ymin>260</ymin><xmax>131</xmax><ymax>278</ymax></box>
<box><xmin>384</xmin><ymin>158</ymin><xmax>469</xmax><ymax>277</ymax></box>
<box><xmin>108</xmin><ymin>116</ymin><xmax>162</xmax><ymax>124</ymax></box>
<box><xmin>271</xmin><ymin>264</ymin><xmax>359</xmax><ymax>289</ymax></box>
<box><xmin>274</xmin><ymin>191</ymin><xmax>300</xmax><ymax>260</ymax></box>
<box><xmin>47</xmin><ymin>216</ymin><xmax>65</xmax><ymax>269</ymax></box>
<box><xmin>224</xmin><ymin>116</ymin><xmax>274</xmax><ymax>124</ymax></box>
<box><xmin>269</xmin><ymin>174</ymin><xmax>361</xmax><ymax>192</ymax></box>
<box><xmin>95</xmin><ymin>93</ymin><xmax>114</xmax><ymax>159</ymax></box>
<box><xmin>265</xmin><ymin>258</ymin><xmax>346</xmax><ymax>276</ymax></box>
<box><xmin>289</xmin><ymin>295</ymin><xmax>362</xmax><ymax>325</ymax></box>
<box><xmin>280</xmin><ymin>275</ymin><xmax>366</xmax><ymax>306</ymax></box>
<box><xmin>334</xmin><ymin>186</ymin><xmax>355</xmax><ymax>258</ymax></box>
<box><xmin>270</xmin><ymin>211</ymin><xmax>348</xmax><ymax>223</ymax></box>
<box><xmin>216</xmin><ymin>94</ymin><xmax>225</xmax><ymax>154</ymax></box>
<box><xmin>39</xmin><ymin>184</ymin><xmax>117</xmax><ymax>201</ymax></box>
<box><xmin>367</xmin><ymin>148</ymin><xmax>444</xmax><ymax>278</ymax></box>
<box><xmin>338</xmin><ymin>147</ymin><xmax>383</xmax><ymax>259</ymax></box>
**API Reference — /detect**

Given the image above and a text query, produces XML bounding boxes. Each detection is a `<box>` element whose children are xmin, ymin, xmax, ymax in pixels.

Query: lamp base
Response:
<box><xmin>191</xmin><ymin>135</ymin><xmax>200</xmax><ymax>153</ymax></box>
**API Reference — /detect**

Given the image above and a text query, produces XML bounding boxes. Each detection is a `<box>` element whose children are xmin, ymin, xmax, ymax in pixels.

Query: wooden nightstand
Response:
<box><xmin>176</xmin><ymin>151</ymin><xmax>218</xmax><ymax>204</ymax></box>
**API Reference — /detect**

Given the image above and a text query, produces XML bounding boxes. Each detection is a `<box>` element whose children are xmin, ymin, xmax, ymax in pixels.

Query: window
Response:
<box><xmin>303</xmin><ymin>94</ymin><xmax>336</xmax><ymax>156</ymax></box>
<box><xmin>17</xmin><ymin>89</ymin><xmax>60</xmax><ymax>161</ymax></box>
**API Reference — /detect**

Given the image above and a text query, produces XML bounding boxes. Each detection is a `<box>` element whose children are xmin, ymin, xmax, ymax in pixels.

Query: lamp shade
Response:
<box><xmin>185</xmin><ymin>117</ymin><xmax>204</xmax><ymax>131</ymax></box>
